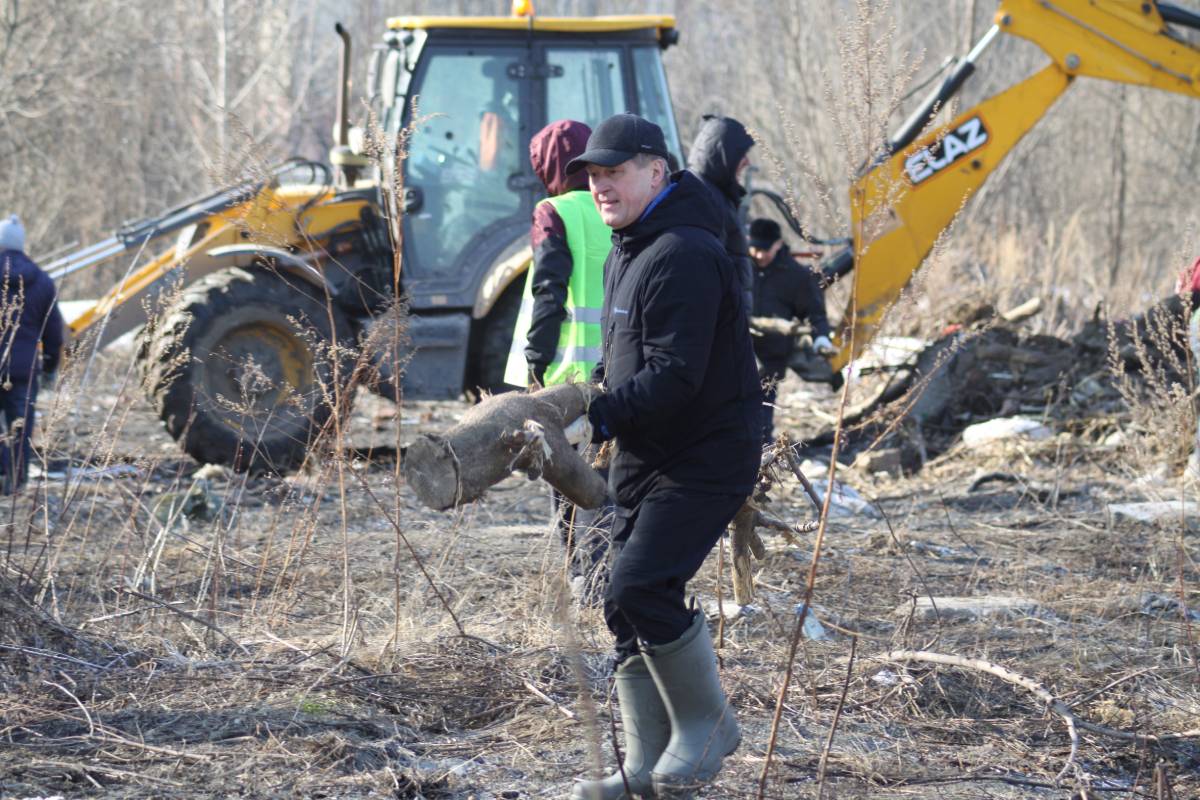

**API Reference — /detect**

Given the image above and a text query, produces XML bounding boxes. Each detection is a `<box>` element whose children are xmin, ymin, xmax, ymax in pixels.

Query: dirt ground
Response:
<box><xmin>1</xmin><ymin>341</ymin><xmax>1199</xmax><ymax>799</ymax></box>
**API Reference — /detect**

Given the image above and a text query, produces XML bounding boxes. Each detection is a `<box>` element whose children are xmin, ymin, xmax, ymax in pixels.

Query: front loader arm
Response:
<box><xmin>66</xmin><ymin>186</ymin><xmax>368</xmax><ymax>351</ymax></box>
<box><xmin>830</xmin><ymin>0</ymin><xmax>1200</xmax><ymax>371</ymax></box>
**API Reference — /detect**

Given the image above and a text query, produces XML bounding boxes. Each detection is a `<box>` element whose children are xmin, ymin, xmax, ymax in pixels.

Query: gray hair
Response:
<box><xmin>632</xmin><ymin>153</ymin><xmax>669</xmax><ymax>188</ymax></box>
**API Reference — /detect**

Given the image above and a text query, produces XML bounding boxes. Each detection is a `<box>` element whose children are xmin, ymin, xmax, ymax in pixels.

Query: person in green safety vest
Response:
<box><xmin>504</xmin><ymin>120</ymin><xmax>614</xmax><ymax>603</ymax></box>
<box><xmin>505</xmin><ymin>120</ymin><xmax>611</xmax><ymax>388</ymax></box>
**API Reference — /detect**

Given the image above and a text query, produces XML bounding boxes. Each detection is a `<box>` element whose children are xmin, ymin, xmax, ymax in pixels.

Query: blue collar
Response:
<box><xmin>637</xmin><ymin>182</ymin><xmax>676</xmax><ymax>223</ymax></box>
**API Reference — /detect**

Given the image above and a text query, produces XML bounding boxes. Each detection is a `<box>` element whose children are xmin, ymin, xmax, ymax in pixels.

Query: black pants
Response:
<box><xmin>604</xmin><ymin>481</ymin><xmax>746</xmax><ymax>660</ymax></box>
<box><xmin>759</xmin><ymin>362</ymin><xmax>787</xmax><ymax>445</ymax></box>
<box><xmin>0</xmin><ymin>375</ymin><xmax>37</xmax><ymax>493</ymax></box>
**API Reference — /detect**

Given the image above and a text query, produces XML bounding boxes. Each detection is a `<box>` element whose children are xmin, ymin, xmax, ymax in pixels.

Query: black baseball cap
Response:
<box><xmin>748</xmin><ymin>218</ymin><xmax>782</xmax><ymax>249</ymax></box>
<box><xmin>565</xmin><ymin>113</ymin><xmax>670</xmax><ymax>175</ymax></box>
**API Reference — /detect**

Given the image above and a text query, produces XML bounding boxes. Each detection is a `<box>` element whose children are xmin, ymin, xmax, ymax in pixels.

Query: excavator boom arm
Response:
<box><xmin>831</xmin><ymin>0</ymin><xmax>1200</xmax><ymax>371</ymax></box>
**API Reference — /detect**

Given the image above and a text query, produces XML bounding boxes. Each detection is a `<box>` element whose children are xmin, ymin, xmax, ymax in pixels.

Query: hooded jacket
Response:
<box><xmin>523</xmin><ymin>121</ymin><xmax>596</xmax><ymax>377</ymax></box>
<box><xmin>752</xmin><ymin>244</ymin><xmax>831</xmax><ymax>366</ymax></box>
<box><xmin>0</xmin><ymin>249</ymin><xmax>64</xmax><ymax>380</ymax></box>
<box><xmin>687</xmin><ymin>116</ymin><xmax>755</xmax><ymax>313</ymax></box>
<box><xmin>588</xmin><ymin>170</ymin><xmax>760</xmax><ymax>506</ymax></box>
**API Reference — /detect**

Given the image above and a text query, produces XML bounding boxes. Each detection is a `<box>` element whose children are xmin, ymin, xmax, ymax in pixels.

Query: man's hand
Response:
<box><xmin>42</xmin><ymin>371</ymin><xmax>57</xmax><ymax>391</ymax></box>
<box><xmin>527</xmin><ymin>364</ymin><xmax>547</xmax><ymax>389</ymax></box>
<box><xmin>813</xmin><ymin>335</ymin><xmax>837</xmax><ymax>356</ymax></box>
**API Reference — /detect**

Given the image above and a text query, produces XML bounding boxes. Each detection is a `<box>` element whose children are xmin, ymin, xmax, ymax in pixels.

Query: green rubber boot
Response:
<box><xmin>643</xmin><ymin>614</ymin><xmax>740</xmax><ymax>798</ymax></box>
<box><xmin>571</xmin><ymin>654</ymin><xmax>671</xmax><ymax>800</ymax></box>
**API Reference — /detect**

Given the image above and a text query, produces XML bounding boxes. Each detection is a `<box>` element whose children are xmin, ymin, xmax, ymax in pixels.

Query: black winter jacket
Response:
<box><xmin>588</xmin><ymin>171</ymin><xmax>760</xmax><ymax>506</ymax></box>
<box><xmin>687</xmin><ymin>116</ymin><xmax>755</xmax><ymax>314</ymax></box>
<box><xmin>752</xmin><ymin>245</ymin><xmax>831</xmax><ymax>366</ymax></box>
<box><xmin>0</xmin><ymin>250</ymin><xmax>64</xmax><ymax>381</ymax></box>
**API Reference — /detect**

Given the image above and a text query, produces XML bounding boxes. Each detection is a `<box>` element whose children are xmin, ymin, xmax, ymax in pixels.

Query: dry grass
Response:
<box><xmin>0</xmin><ymin>337</ymin><xmax>1197</xmax><ymax>798</ymax></box>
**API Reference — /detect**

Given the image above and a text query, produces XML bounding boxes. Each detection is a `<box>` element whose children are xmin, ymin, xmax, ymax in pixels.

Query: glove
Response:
<box><xmin>587</xmin><ymin>401</ymin><xmax>613</xmax><ymax>444</ymax></box>
<box><xmin>813</xmin><ymin>335</ymin><xmax>837</xmax><ymax>356</ymax></box>
<box><xmin>527</xmin><ymin>363</ymin><xmax>547</xmax><ymax>389</ymax></box>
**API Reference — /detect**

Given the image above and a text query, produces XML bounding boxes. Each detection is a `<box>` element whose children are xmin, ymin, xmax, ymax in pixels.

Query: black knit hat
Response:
<box><xmin>566</xmin><ymin>113</ymin><xmax>670</xmax><ymax>175</ymax></box>
<box><xmin>748</xmin><ymin>218</ymin><xmax>782</xmax><ymax>249</ymax></box>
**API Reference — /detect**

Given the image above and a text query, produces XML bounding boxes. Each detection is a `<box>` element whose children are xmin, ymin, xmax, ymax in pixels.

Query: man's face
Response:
<box><xmin>750</xmin><ymin>239</ymin><xmax>783</xmax><ymax>268</ymax></box>
<box><xmin>586</xmin><ymin>158</ymin><xmax>663</xmax><ymax>230</ymax></box>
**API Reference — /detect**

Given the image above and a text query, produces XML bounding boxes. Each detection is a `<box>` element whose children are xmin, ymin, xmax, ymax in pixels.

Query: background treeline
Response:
<box><xmin>3</xmin><ymin>0</ymin><xmax>1198</xmax><ymax>329</ymax></box>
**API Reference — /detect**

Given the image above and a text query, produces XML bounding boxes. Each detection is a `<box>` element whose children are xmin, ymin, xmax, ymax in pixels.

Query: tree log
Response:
<box><xmin>729</xmin><ymin>503</ymin><xmax>760</xmax><ymax>606</ymax></box>
<box><xmin>728</xmin><ymin>498</ymin><xmax>818</xmax><ymax>605</ymax></box>
<box><xmin>403</xmin><ymin>384</ymin><xmax>607</xmax><ymax>511</ymax></box>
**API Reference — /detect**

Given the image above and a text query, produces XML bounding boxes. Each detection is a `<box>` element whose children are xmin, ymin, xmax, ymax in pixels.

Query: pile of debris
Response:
<box><xmin>815</xmin><ymin>295</ymin><xmax>1196</xmax><ymax>470</ymax></box>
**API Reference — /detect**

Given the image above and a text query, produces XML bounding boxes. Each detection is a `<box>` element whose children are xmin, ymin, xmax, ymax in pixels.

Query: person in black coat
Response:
<box><xmin>0</xmin><ymin>215</ymin><xmax>64</xmax><ymax>493</ymax></box>
<box><xmin>748</xmin><ymin>217</ymin><xmax>835</xmax><ymax>443</ymax></box>
<box><xmin>565</xmin><ymin>114</ymin><xmax>758</xmax><ymax>798</ymax></box>
<box><xmin>687</xmin><ymin>115</ymin><xmax>755</xmax><ymax>313</ymax></box>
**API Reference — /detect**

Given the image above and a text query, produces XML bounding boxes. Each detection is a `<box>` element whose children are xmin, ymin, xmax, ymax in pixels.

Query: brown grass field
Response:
<box><xmin>1</xmin><ymin>323</ymin><xmax>1198</xmax><ymax>800</ymax></box>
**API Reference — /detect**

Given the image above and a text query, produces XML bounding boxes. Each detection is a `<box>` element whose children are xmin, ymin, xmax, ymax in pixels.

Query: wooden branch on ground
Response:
<box><xmin>1000</xmin><ymin>296</ymin><xmax>1042</xmax><ymax>323</ymax></box>
<box><xmin>403</xmin><ymin>383</ymin><xmax>606</xmax><ymax>511</ymax></box>
<box><xmin>877</xmin><ymin>650</ymin><xmax>1200</xmax><ymax>783</ymax></box>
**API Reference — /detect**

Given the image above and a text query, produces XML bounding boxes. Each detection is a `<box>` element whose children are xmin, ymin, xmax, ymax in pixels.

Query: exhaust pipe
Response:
<box><xmin>334</xmin><ymin>22</ymin><xmax>352</xmax><ymax>148</ymax></box>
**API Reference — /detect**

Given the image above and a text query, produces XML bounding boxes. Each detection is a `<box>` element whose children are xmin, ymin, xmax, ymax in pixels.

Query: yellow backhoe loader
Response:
<box><xmin>47</xmin><ymin>2</ymin><xmax>1200</xmax><ymax>473</ymax></box>
<box><xmin>48</xmin><ymin>13</ymin><xmax>683</xmax><ymax>472</ymax></box>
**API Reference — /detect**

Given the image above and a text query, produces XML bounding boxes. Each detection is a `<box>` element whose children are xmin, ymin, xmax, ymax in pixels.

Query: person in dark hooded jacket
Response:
<box><xmin>687</xmin><ymin>115</ymin><xmax>755</xmax><ymax>313</ymax></box>
<box><xmin>565</xmin><ymin>113</ymin><xmax>758</xmax><ymax>799</ymax></box>
<box><xmin>0</xmin><ymin>215</ymin><xmax>64</xmax><ymax>493</ymax></box>
<box><xmin>503</xmin><ymin>120</ymin><xmax>615</xmax><ymax>602</ymax></box>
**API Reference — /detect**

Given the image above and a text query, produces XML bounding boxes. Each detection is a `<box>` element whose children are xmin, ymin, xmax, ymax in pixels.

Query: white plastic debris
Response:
<box><xmin>703</xmin><ymin>598</ymin><xmax>752</xmax><ymax>622</ymax></box>
<box><xmin>1107</xmin><ymin>501</ymin><xmax>1200</xmax><ymax>525</ymax></box>
<box><xmin>793</xmin><ymin>604</ymin><xmax>831</xmax><ymax>640</ymax></box>
<box><xmin>563</xmin><ymin>414</ymin><xmax>592</xmax><ymax>447</ymax></box>
<box><xmin>809</xmin><ymin>478</ymin><xmax>881</xmax><ymax>519</ymax></box>
<box><xmin>871</xmin><ymin>669</ymin><xmax>899</xmax><ymax>686</ymax></box>
<box><xmin>961</xmin><ymin>416</ymin><xmax>1052</xmax><ymax>448</ymax></box>
<box><xmin>871</xmin><ymin>668</ymin><xmax>916</xmax><ymax>687</ymax></box>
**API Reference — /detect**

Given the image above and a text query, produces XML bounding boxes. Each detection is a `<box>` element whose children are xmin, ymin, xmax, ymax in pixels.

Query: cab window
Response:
<box><xmin>404</xmin><ymin>48</ymin><xmax>523</xmax><ymax>279</ymax></box>
<box><xmin>546</xmin><ymin>47</ymin><xmax>625</xmax><ymax>128</ymax></box>
<box><xmin>632</xmin><ymin>46</ymin><xmax>682</xmax><ymax>165</ymax></box>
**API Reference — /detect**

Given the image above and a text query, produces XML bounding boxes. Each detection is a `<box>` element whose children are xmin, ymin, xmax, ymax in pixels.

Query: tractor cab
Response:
<box><xmin>363</xmin><ymin>15</ymin><xmax>682</xmax><ymax>396</ymax></box>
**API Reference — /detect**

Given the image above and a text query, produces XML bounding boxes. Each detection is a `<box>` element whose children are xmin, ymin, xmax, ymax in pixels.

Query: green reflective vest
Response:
<box><xmin>504</xmin><ymin>190</ymin><xmax>611</xmax><ymax>387</ymax></box>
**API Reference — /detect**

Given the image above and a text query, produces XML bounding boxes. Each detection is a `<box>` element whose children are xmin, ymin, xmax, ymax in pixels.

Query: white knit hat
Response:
<box><xmin>0</xmin><ymin>215</ymin><xmax>25</xmax><ymax>252</ymax></box>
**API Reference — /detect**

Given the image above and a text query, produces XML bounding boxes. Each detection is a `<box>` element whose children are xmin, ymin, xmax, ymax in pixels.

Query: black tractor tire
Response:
<box><xmin>464</xmin><ymin>276</ymin><xmax>524</xmax><ymax>398</ymax></box>
<box><xmin>139</xmin><ymin>267</ymin><xmax>355</xmax><ymax>473</ymax></box>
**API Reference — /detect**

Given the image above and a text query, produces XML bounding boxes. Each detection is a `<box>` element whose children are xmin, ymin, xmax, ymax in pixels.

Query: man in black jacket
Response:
<box><xmin>565</xmin><ymin>114</ymin><xmax>759</xmax><ymax>799</ymax></box>
<box><xmin>748</xmin><ymin>218</ymin><xmax>835</xmax><ymax>444</ymax></box>
<box><xmin>687</xmin><ymin>115</ymin><xmax>755</xmax><ymax>313</ymax></box>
